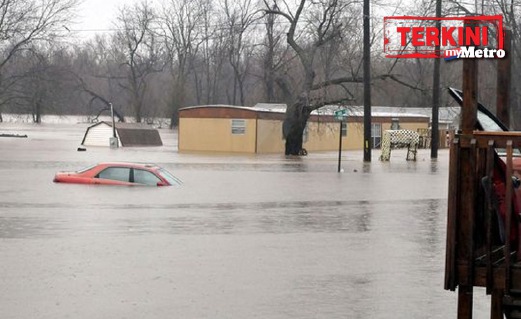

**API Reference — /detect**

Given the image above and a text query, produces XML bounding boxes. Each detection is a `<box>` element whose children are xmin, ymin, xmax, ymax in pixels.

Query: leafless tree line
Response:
<box><xmin>0</xmin><ymin>0</ymin><xmax>519</xmax><ymax>138</ymax></box>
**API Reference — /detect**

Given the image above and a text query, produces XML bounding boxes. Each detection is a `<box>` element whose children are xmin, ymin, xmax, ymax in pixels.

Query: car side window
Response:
<box><xmin>97</xmin><ymin>167</ymin><xmax>130</xmax><ymax>182</ymax></box>
<box><xmin>133</xmin><ymin>169</ymin><xmax>161</xmax><ymax>186</ymax></box>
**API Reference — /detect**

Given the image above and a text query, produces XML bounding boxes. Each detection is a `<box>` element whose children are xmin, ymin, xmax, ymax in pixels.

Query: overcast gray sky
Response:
<box><xmin>75</xmin><ymin>0</ymin><xmax>137</xmax><ymax>36</ymax></box>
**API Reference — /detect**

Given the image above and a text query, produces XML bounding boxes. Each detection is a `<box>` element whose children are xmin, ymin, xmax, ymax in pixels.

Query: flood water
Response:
<box><xmin>0</xmin><ymin>123</ymin><xmax>490</xmax><ymax>318</ymax></box>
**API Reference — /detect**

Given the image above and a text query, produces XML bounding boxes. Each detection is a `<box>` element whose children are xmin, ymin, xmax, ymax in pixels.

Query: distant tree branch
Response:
<box><xmin>375</xmin><ymin>74</ymin><xmax>426</xmax><ymax>92</ymax></box>
<box><xmin>310</xmin><ymin>73</ymin><xmax>425</xmax><ymax>93</ymax></box>
<box><xmin>311</xmin><ymin>76</ymin><xmax>363</xmax><ymax>90</ymax></box>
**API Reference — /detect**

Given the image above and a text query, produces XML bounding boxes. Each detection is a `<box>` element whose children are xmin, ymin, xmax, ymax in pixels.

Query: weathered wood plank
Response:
<box><xmin>456</xmin><ymin>263</ymin><xmax>521</xmax><ymax>289</ymax></box>
<box><xmin>446</xmin><ymin>137</ymin><xmax>461</xmax><ymax>291</ymax></box>
<box><xmin>457</xmin><ymin>52</ymin><xmax>478</xmax><ymax>319</ymax></box>
<box><xmin>491</xmin><ymin>290</ymin><xmax>504</xmax><ymax>319</ymax></box>
<box><xmin>486</xmin><ymin>141</ymin><xmax>495</xmax><ymax>294</ymax></box>
<box><xmin>505</xmin><ymin>141</ymin><xmax>514</xmax><ymax>293</ymax></box>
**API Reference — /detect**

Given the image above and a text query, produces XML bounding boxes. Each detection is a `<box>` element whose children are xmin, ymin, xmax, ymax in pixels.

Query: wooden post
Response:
<box><xmin>490</xmin><ymin>27</ymin><xmax>511</xmax><ymax>319</ymax></box>
<box><xmin>486</xmin><ymin>141</ymin><xmax>495</xmax><ymax>294</ymax></box>
<box><xmin>431</xmin><ymin>0</ymin><xmax>442</xmax><ymax>159</ymax></box>
<box><xmin>461</xmin><ymin>60</ymin><xmax>478</xmax><ymax>135</ymax></box>
<box><xmin>491</xmin><ymin>290</ymin><xmax>505</xmax><ymax>319</ymax></box>
<box><xmin>458</xmin><ymin>285</ymin><xmax>474</xmax><ymax>319</ymax></box>
<box><xmin>456</xmin><ymin>19</ymin><xmax>479</xmax><ymax>317</ymax></box>
<box><xmin>496</xmin><ymin>29</ymin><xmax>511</xmax><ymax>128</ymax></box>
<box><xmin>445</xmin><ymin>137</ymin><xmax>460</xmax><ymax>291</ymax></box>
<box><xmin>505</xmin><ymin>141</ymin><xmax>514</xmax><ymax>292</ymax></box>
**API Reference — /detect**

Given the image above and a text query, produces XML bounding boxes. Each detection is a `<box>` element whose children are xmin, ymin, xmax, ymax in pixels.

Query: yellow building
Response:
<box><xmin>178</xmin><ymin>105</ymin><xmax>430</xmax><ymax>153</ymax></box>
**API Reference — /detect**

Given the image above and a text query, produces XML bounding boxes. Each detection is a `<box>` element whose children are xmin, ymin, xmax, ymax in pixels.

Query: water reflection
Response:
<box><xmin>0</xmin><ymin>200</ymin><xmax>378</xmax><ymax>239</ymax></box>
<box><xmin>431</xmin><ymin>159</ymin><xmax>439</xmax><ymax>174</ymax></box>
<box><xmin>356</xmin><ymin>201</ymin><xmax>372</xmax><ymax>232</ymax></box>
<box><xmin>424</xmin><ymin>199</ymin><xmax>444</xmax><ymax>247</ymax></box>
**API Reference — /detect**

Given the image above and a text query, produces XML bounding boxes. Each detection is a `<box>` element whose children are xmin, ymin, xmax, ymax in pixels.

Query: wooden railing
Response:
<box><xmin>445</xmin><ymin>131</ymin><xmax>521</xmax><ymax>295</ymax></box>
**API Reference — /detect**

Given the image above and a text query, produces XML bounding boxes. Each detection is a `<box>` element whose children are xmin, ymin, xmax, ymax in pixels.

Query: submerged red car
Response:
<box><xmin>53</xmin><ymin>162</ymin><xmax>181</xmax><ymax>186</ymax></box>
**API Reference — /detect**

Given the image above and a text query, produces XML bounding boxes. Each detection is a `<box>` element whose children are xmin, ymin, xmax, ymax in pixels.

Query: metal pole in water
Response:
<box><xmin>111</xmin><ymin>103</ymin><xmax>116</xmax><ymax>137</ymax></box>
<box><xmin>109</xmin><ymin>102</ymin><xmax>118</xmax><ymax>148</ymax></box>
<box><xmin>338</xmin><ymin>120</ymin><xmax>343</xmax><ymax>172</ymax></box>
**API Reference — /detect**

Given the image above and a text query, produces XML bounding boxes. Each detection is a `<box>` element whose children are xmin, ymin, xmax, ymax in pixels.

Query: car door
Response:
<box><xmin>132</xmin><ymin>168</ymin><xmax>163</xmax><ymax>186</ymax></box>
<box><xmin>95</xmin><ymin>167</ymin><xmax>133</xmax><ymax>185</ymax></box>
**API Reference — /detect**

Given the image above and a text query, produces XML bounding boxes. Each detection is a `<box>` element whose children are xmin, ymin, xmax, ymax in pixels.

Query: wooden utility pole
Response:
<box><xmin>363</xmin><ymin>0</ymin><xmax>371</xmax><ymax>162</ymax></box>
<box><xmin>456</xmin><ymin>19</ymin><xmax>479</xmax><ymax>319</ymax></box>
<box><xmin>431</xmin><ymin>0</ymin><xmax>441</xmax><ymax>159</ymax></box>
<box><xmin>490</xmin><ymin>29</ymin><xmax>512</xmax><ymax>319</ymax></box>
<box><xmin>456</xmin><ymin>55</ymin><xmax>478</xmax><ymax>319</ymax></box>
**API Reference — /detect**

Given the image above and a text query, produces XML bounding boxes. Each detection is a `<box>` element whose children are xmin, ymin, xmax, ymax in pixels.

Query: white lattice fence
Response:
<box><xmin>380</xmin><ymin>130</ymin><xmax>420</xmax><ymax>161</ymax></box>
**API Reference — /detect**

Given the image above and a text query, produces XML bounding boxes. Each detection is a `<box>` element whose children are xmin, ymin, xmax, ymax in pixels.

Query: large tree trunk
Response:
<box><xmin>169</xmin><ymin>78</ymin><xmax>185</xmax><ymax>128</ymax></box>
<box><xmin>283</xmin><ymin>99</ymin><xmax>310</xmax><ymax>155</ymax></box>
<box><xmin>33</xmin><ymin>99</ymin><xmax>42</xmax><ymax>123</ymax></box>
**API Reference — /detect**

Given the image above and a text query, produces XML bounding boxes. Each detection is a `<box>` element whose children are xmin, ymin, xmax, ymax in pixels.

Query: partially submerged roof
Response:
<box><xmin>371</xmin><ymin>106</ymin><xmax>460</xmax><ymax>124</ymax></box>
<box><xmin>82</xmin><ymin>121</ymin><xmax>163</xmax><ymax>147</ymax></box>
<box><xmin>179</xmin><ymin>104</ymin><xmax>430</xmax><ymax>122</ymax></box>
<box><xmin>96</xmin><ymin>162</ymin><xmax>161</xmax><ymax>169</ymax></box>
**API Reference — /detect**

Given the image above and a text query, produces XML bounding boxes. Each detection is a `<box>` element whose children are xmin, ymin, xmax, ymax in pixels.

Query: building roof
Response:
<box><xmin>371</xmin><ymin>106</ymin><xmax>461</xmax><ymax>124</ymax></box>
<box><xmin>252</xmin><ymin>103</ymin><xmax>434</xmax><ymax>119</ymax></box>
<box><xmin>179</xmin><ymin>104</ymin><xmax>432</xmax><ymax>122</ymax></box>
<box><xmin>252</xmin><ymin>103</ymin><xmax>287</xmax><ymax>113</ymax></box>
<box><xmin>179</xmin><ymin>104</ymin><xmax>254</xmax><ymax>112</ymax></box>
<box><xmin>107</xmin><ymin>121</ymin><xmax>160</xmax><ymax>130</ymax></box>
<box><xmin>83</xmin><ymin>121</ymin><xmax>163</xmax><ymax>147</ymax></box>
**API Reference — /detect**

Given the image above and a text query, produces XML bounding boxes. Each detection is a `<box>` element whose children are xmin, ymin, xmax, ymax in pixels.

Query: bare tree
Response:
<box><xmin>0</xmin><ymin>0</ymin><xmax>79</xmax><ymax>121</ymax></box>
<box><xmin>261</xmin><ymin>4</ymin><xmax>285</xmax><ymax>102</ymax></box>
<box><xmin>265</xmin><ymin>0</ymin><xmax>363</xmax><ymax>155</ymax></box>
<box><xmin>159</xmin><ymin>0</ymin><xmax>207</xmax><ymax>127</ymax></box>
<box><xmin>113</xmin><ymin>0</ymin><xmax>164</xmax><ymax>123</ymax></box>
<box><xmin>221</xmin><ymin>0</ymin><xmax>259</xmax><ymax>105</ymax></box>
<box><xmin>9</xmin><ymin>49</ymin><xmax>51</xmax><ymax>123</ymax></box>
<box><xmin>62</xmin><ymin>35</ymin><xmax>131</xmax><ymax>120</ymax></box>
<box><xmin>189</xmin><ymin>2</ymin><xmax>234</xmax><ymax>105</ymax></box>
<box><xmin>18</xmin><ymin>47</ymin><xmax>62</xmax><ymax>122</ymax></box>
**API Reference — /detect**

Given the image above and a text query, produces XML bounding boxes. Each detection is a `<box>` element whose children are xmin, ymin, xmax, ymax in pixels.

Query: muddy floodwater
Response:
<box><xmin>0</xmin><ymin>123</ymin><xmax>489</xmax><ymax>318</ymax></box>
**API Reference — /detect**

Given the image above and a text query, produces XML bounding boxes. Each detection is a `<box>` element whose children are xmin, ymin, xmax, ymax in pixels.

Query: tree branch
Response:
<box><xmin>375</xmin><ymin>74</ymin><xmax>426</xmax><ymax>92</ymax></box>
<box><xmin>310</xmin><ymin>73</ymin><xmax>425</xmax><ymax>92</ymax></box>
<box><xmin>311</xmin><ymin>76</ymin><xmax>363</xmax><ymax>91</ymax></box>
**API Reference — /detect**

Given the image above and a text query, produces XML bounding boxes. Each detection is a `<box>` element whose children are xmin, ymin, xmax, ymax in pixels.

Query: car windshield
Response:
<box><xmin>76</xmin><ymin>164</ymin><xmax>96</xmax><ymax>173</ymax></box>
<box><xmin>158</xmin><ymin>168</ymin><xmax>182</xmax><ymax>186</ymax></box>
<box><xmin>448</xmin><ymin>87</ymin><xmax>521</xmax><ymax>156</ymax></box>
<box><xmin>477</xmin><ymin>110</ymin><xmax>504</xmax><ymax>132</ymax></box>
<box><xmin>448</xmin><ymin>88</ymin><xmax>507</xmax><ymax>131</ymax></box>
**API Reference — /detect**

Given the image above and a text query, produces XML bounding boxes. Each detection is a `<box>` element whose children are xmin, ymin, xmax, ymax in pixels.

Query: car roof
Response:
<box><xmin>97</xmin><ymin>162</ymin><xmax>161</xmax><ymax>170</ymax></box>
